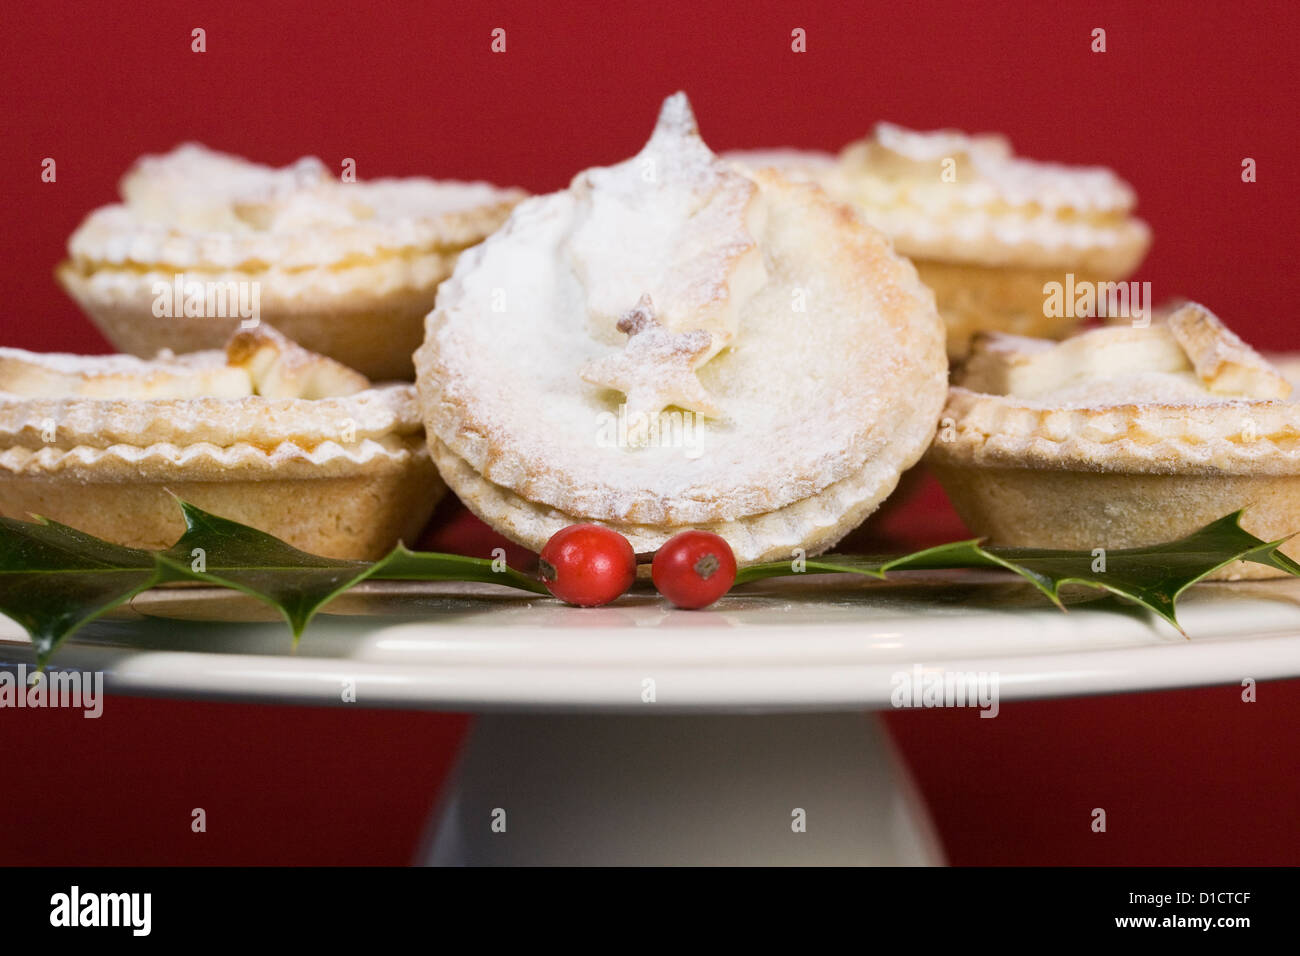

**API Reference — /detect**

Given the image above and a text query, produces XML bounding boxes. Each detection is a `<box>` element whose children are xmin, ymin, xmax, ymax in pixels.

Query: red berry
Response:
<box><xmin>538</xmin><ymin>524</ymin><xmax>636</xmax><ymax>607</ymax></box>
<box><xmin>651</xmin><ymin>530</ymin><xmax>737</xmax><ymax>609</ymax></box>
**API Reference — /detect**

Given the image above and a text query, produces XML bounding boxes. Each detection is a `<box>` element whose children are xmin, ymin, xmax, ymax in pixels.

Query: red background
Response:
<box><xmin>2</xmin><ymin>0</ymin><xmax>1298</xmax><ymax>864</ymax></box>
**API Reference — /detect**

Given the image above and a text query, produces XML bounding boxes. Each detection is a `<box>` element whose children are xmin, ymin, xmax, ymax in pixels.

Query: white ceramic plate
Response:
<box><xmin>3</xmin><ymin>572</ymin><xmax>1300</xmax><ymax>712</ymax></box>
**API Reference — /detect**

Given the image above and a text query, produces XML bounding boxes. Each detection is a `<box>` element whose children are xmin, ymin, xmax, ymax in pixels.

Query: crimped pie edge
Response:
<box><xmin>0</xmin><ymin>436</ymin><xmax>430</xmax><ymax>481</ymax></box>
<box><xmin>824</xmin><ymin>124</ymin><xmax>1151</xmax><ymax>274</ymax></box>
<box><xmin>0</xmin><ymin>383</ymin><xmax>423</xmax><ymax>451</ymax></box>
<box><xmin>927</xmin><ymin>385</ymin><xmax>1300</xmax><ymax>476</ymax></box>
<box><xmin>427</xmin><ymin>433</ymin><xmax>919</xmax><ymax>566</ymax></box>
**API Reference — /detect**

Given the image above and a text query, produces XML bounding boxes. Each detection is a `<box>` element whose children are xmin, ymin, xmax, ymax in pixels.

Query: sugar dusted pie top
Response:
<box><xmin>957</xmin><ymin>303</ymin><xmax>1290</xmax><ymax>407</ymax></box>
<box><xmin>570</xmin><ymin>93</ymin><xmax>766</xmax><ymax>381</ymax></box>
<box><xmin>0</xmin><ymin>324</ymin><xmax>369</xmax><ymax>401</ymax></box>
<box><xmin>65</xmin><ymin>143</ymin><xmax>525</xmax><ymax>271</ymax></box>
<box><xmin>0</xmin><ymin>326</ymin><xmax>424</xmax><ymax>465</ymax></box>
<box><xmin>417</xmin><ymin>93</ymin><xmax>948</xmax><ymax>528</ymax></box>
<box><xmin>824</xmin><ymin>123</ymin><xmax>1151</xmax><ymax>274</ymax></box>
<box><xmin>930</xmin><ymin>303</ymin><xmax>1300</xmax><ymax>475</ymax></box>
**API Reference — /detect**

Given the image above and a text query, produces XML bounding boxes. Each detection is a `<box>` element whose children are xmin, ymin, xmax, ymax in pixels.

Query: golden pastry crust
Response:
<box><xmin>1166</xmin><ymin>302</ymin><xmax>1290</xmax><ymax>399</ymax></box>
<box><xmin>0</xmin><ymin>327</ymin><xmax>442</xmax><ymax>559</ymax></box>
<box><xmin>932</xmin><ymin>386</ymin><xmax>1300</xmax><ymax>474</ymax></box>
<box><xmin>931</xmin><ymin>466</ymin><xmax>1300</xmax><ymax>581</ymax></box>
<box><xmin>0</xmin><ymin>466</ymin><xmax>435</xmax><ymax>560</ymax></box>
<box><xmin>416</xmin><ymin>94</ymin><xmax>948</xmax><ymax>562</ymax></box>
<box><xmin>929</xmin><ymin>306</ymin><xmax>1300</xmax><ymax>578</ymax></box>
<box><xmin>57</xmin><ymin>254</ymin><xmax>464</xmax><ymax>381</ymax></box>
<box><xmin>58</xmin><ymin>144</ymin><xmax>523</xmax><ymax>380</ymax></box>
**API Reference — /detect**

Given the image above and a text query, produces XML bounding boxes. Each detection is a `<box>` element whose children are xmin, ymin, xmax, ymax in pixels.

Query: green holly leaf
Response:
<box><xmin>0</xmin><ymin>516</ymin><xmax>164</xmax><ymax>668</ymax></box>
<box><xmin>0</xmin><ymin>500</ymin><xmax>548</xmax><ymax>662</ymax></box>
<box><xmin>151</xmin><ymin>503</ymin><xmax>549</xmax><ymax>641</ymax></box>
<box><xmin>368</xmin><ymin>543</ymin><xmax>548</xmax><ymax>596</ymax></box>
<box><xmin>735</xmin><ymin>512</ymin><xmax>1300</xmax><ymax>632</ymax></box>
<box><xmin>994</xmin><ymin>514</ymin><xmax>1300</xmax><ymax>630</ymax></box>
<box><xmin>2</xmin><ymin>502</ymin><xmax>1296</xmax><ymax>669</ymax></box>
<box><xmin>154</xmin><ymin>501</ymin><xmax>377</xmax><ymax>640</ymax></box>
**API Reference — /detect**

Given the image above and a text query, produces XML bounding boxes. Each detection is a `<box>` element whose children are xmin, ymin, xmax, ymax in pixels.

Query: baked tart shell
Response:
<box><xmin>58</xmin><ymin>258</ymin><xmax>457</xmax><ymax>382</ymax></box>
<box><xmin>930</xmin><ymin>383</ymin><xmax>1300</xmax><ymax>581</ymax></box>
<box><xmin>0</xmin><ymin>459</ymin><xmax>441</xmax><ymax>561</ymax></box>
<box><xmin>0</xmin><ymin>335</ymin><xmax>444</xmax><ymax>559</ymax></box>
<box><xmin>933</xmin><ymin>463</ymin><xmax>1300</xmax><ymax>580</ymax></box>
<box><xmin>915</xmin><ymin>261</ymin><xmax>1106</xmax><ymax>358</ymax></box>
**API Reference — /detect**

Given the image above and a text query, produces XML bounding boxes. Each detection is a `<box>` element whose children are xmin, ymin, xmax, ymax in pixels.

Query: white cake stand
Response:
<box><xmin>5</xmin><ymin>572</ymin><xmax>1300</xmax><ymax>865</ymax></box>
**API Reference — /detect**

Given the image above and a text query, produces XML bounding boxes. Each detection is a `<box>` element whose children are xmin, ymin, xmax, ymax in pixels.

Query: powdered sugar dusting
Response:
<box><xmin>0</xmin><ymin>327</ymin><xmax>422</xmax><ymax>464</ymax></box>
<box><xmin>567</xmin><ymin>92</ymin><xmax>767</xmax><ymax>355</ymax></box>
<box><xmin>826</xmin><ymin>123</ymin><xmax>1150</xmax><ymax>273</ymax></box>
<box><xmin>0</xmin><ymin>324</ymin><xmax>369</xmax><ymax>401</ymax></box>
<box><xmin>67</xmin><ymin>143</ymin><xmax>524</xmax><ymax>271</ymax></box>
<box><xmin>862</xmin><ymin>122</ymin><xmax>1135</xmax><ymax>211</ymax></box>
<box><xmin>964</xmin><ymin>315</ymin><xmax>1292</xmax><ymax>409</ymax></box>
<box><xmin>416</xmin><ymin>96</ymin><xmax>949</xmax><ymax>529</ymax></box>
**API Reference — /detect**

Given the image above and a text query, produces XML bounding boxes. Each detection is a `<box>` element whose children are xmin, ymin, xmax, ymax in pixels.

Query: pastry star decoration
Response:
<box><xmin>581</xmin><ymin>294</ymin><xmax>723</xmax><ymax>419</ymax></box>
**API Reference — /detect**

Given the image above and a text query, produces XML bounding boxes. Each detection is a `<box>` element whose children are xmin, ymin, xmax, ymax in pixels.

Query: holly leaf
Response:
<box><xmin>0</xmin><ymin>501</ymin><xmax>548</xmax><ymax>664</ymax></box>
<box><xmin>154</xmin><ymin>501</ymin><xmax>376</xmax><ymax>640</ymax></box>
<box><xmin>735</xmin><ymin>511</ymin><xmax>1300</xmax><ymax>632</ymax></box>
<box><xmin>2</xmin><ymin>503</ymin><xmax>1296</xmax><ymax>668</ymax></box>
<box><xmin>151</xmin><ymin>503</ymin><xmax>549</xmax><ymax>642</ymax></box>
<box><xmin>988</xmin><ymin>514</ymin><xmax>1300</xmax><ymax>630</ymax></box>
<box><xmin>0</xmin><ymin>516</ymin><xmax>164</xmax><ymax>668</ymax></box>
<box><xmin>734</xmin><ymin>539</ymin><xmax>1017</xmax><ymax>585</ymax></box>
<box><xmin>368</xmin><ymin>544</ymin><xmax>548</xmax><ymax>596</ymax></box>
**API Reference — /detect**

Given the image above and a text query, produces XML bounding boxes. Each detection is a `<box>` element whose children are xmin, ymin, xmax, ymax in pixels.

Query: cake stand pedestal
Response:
<box><xmin>421</xmin><ymin>711</ymin><xmax>940</xmax><ymax>866</ymax></box>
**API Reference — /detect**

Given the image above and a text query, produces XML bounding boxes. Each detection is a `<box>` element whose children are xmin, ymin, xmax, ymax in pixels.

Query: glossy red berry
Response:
<box><xmin>651</xmin><ymin>530</ymin><xmax>737</xmax><ymax>609</ymax></box>
<box><xmin>538</xmin><ymin>524</ymin><xmax>636</xmax><ymax>607</ymax></box>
